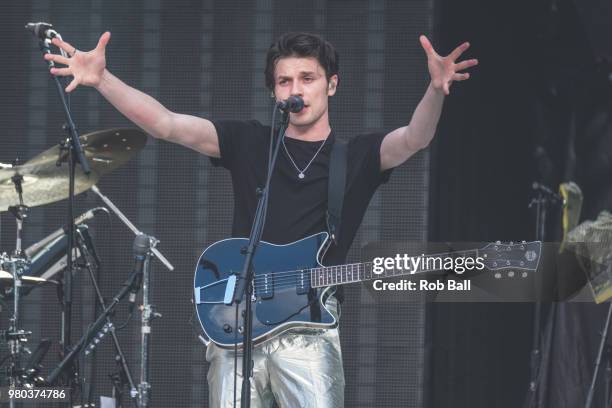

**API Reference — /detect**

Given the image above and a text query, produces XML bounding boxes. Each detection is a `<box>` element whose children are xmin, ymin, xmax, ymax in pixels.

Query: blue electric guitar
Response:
<box><xmin>193</xmin><ymin>232</ymin><xmax>541</xmax><ymax>348</ymax></box>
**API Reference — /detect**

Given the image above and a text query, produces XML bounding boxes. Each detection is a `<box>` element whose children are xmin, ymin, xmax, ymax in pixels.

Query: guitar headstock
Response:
<box><xmin>480</xmin><ymin>241</ymin><xmax>541</xmax><ymax>278</ymax></box>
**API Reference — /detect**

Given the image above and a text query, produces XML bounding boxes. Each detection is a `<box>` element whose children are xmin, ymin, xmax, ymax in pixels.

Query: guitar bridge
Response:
<box><xmin>194</xmin><ymin>278</ymin><xmax>232</xmax><ymax>304</ymax></box>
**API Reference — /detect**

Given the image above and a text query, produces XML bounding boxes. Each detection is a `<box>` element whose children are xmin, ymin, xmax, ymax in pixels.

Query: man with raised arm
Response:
<box><xmin>46</xmin><ymin>31</ymin><xmax>477</xmax><ymax>407</ymax></box>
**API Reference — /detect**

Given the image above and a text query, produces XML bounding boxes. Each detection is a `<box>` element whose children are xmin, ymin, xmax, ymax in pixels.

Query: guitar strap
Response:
<box><xmin>326</xmin><ymin>138</ymin><xmax>348</xmax><ymax>246</ymax></box>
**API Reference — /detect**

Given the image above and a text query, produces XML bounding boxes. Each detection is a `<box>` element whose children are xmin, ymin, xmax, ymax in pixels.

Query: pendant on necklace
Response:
<box><xmin>298</xmin><ymin>172</ymin><xmax>305</xmax><ymax>179</ymax></box>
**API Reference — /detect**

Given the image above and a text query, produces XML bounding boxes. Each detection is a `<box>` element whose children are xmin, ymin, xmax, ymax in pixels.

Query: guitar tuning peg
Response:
<box><xmin>509</xmin><ymin>241</ymin><xmax>514</xmax><ymax>245</ymax></box>
<box><xmin>521</xmin><ymin>240</ymin><xmax>526</xmax><ymax>244</ymax></box>
<box><xmin>495</xmin><ymin>240</ymin><xmax>501</xmax><ymax>245</ymax></box>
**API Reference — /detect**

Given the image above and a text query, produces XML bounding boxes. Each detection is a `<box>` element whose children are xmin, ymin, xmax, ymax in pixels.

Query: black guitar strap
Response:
<box><xmin>326</xmin><ymin>138</ymin><xmax>348</xmax><ymax>246</ymax></box>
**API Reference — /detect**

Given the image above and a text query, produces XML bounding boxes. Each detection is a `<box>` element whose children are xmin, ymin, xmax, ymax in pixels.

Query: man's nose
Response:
<box><xmin>290</xmin><ymin>81</ymin><xmax>303</xmax><ymax>96</ymax></box>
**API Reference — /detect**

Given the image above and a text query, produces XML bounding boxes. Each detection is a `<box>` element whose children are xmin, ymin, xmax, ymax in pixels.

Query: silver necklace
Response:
<box><xmin>282</xmin><ymin>135</ymin><xmax>328</xmax><ymax>179</ymax></box>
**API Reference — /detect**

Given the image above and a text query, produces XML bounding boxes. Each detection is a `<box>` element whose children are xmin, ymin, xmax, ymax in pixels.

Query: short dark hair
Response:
<box><xmin>265</xmin><ymin>32</ymin><xmax>339</xmax><ymax>90</ymax></box>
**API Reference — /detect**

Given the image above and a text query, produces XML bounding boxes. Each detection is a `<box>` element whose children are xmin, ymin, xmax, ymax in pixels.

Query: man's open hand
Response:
<box><xmin>44</xmin><ymin>31</ymin><xmax>111</xmax><ymax>92</ymax></box>
<box><xmin>419</xmin><ymin>35</ymin><xmax>478</xmax><ymax>96</ymax></box>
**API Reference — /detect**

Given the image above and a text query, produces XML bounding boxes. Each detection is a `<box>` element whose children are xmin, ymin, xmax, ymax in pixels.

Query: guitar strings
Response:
<box><xmin>249</xmin><ymin>247</ymin><xmax>520</xmax><ymax>290</ymax></box>
<box><xmin>248</xmin><ymin>247</ymin><xmax>492</xmax><ymax>286</ymax></box>
<box><xmin>200</xmin><ymin>246</ymin><xmax>521</xmax><ymax>293</ymax></box>
<box><xmin>244</xmin><ymin>247</ymin><xmax>481</xmax><ymax>282</ymax></box>
<box><xmin>251</xmin><ymin>265</ymin><xmax>464</xmax><ymax>292</ymax></box>
<box><xmin>250</xmin><ymin>260</ymin><xmax>473</xmax><ymax>290</ymax></box>
<box><xmin>251</xmin><ymin>262</ymin><xmax>533</xmax><ymax>293</ymax></box>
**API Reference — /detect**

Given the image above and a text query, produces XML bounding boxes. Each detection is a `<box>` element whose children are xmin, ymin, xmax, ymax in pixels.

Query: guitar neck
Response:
<box><xmin>310</xmin><ymin>249</ymin><xmax>479</xmax><ymax>288</ymax></box>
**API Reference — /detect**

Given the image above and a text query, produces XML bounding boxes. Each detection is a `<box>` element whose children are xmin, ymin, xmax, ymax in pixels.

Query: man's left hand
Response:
<box><xmin>419</xmin><ymin>35</ymin><xmax>478</xmax><ymax>96</ymax></box>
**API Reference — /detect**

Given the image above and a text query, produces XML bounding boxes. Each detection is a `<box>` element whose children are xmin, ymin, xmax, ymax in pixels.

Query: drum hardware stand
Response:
<box><xmin>2</xmin><ymin>255</ymin><xmax>32</xmax><ymax>408</ymax></box>
<box><xmin>30</xmin><ymin>28</ymin><xmax>92</xmax><ymax>396</ymax></box>
<box><xmin>8</xmin><ymin>173</ymin><xmax>28</xmax><ymax>258</ymax></box>
<box><xmin>3</xmin><ymin>175</ymin><xmax>33</xmax><ymax>408</ymax></box>
<box><xmin>524</xmin><ymin>182</ymin><xmax>562</xmax><ymax>408</ymax></box>
<box><xmin>136</xmin><ymin>234</ymin><xmax>160</xmax><ymax>408</ymax></box>
<box><xmin>74</xmin><ymin>227</ymin><xmax>139</xmax><ymax>407</ymax></box>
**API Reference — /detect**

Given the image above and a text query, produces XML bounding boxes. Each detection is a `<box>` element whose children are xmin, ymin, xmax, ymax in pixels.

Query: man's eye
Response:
<box><xmin>304</xmin><ymin>77</ymin><xmax>313</xmax><ymax>82</ymax></box>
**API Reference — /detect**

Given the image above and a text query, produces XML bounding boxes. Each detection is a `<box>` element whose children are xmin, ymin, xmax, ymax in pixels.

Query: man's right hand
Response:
<box><xmin>42</xmin><ymin>31</ymin><xmax>220</xmax><ymax>157</ymax></box>
<box><xmin>45</xmin><ymin>32</ymin><xmax>111</xmax><ymax>92</ymax></box>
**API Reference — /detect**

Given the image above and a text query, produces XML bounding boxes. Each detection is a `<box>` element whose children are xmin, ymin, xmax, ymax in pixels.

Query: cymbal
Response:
<box><xmin>0</xmin><ymin>270</ymin><xmax>51</xmax><ymax>287</ymax></box>
<box><xmin>0</xmin><ymin>128</ymin><xmax>146</xmax><ymax>211</ymax></box>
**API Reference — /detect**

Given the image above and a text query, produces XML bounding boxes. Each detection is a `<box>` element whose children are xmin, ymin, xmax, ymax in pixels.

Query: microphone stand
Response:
<box><xmin>89</xmin><ymin>185</ymin><xmax>171</xmax><ymax>407</ymax></box>
<box><xmin>585</xmin><ymin>298</ymin><xmax>612</xmax><ymax>408</ymax></box>
<box><xmin>90</xmin><ymin>185</ymin><xmax>174</xmax><ymax>272</ymax></box>
<box><xmin>32</xmin><ymin>34</ymin><xmax>91</xmax><ymax>394</ymax></box>
<box><xmin>137</xmin><ymin>234</ymin><xmax>158</xmax><ymax>408</ymax></box>
<box><xmin>231</xmin><ymin>108</ymin><xmax>289</xmax><ymax>408</ymax></box>
<box><xmin>74</xmin><ymin>227</ymin><xmax>139</xmax><ymax>406</ymax></box>
<box><xmin>524</xmin><ymin>182</ymin><xmax>562</xmax><ymax>408</ymax></box>
<box><xmin>45</xmin><ymin>259</ymin><xmax>141</xmax><ymax>387</ymax></box>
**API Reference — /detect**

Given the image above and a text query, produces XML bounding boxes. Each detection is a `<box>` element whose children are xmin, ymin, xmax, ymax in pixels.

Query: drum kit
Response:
<box><xmin>0</xmin><ymin>127</ymin><xmax>173</xmax><ymax>406</ymax></box>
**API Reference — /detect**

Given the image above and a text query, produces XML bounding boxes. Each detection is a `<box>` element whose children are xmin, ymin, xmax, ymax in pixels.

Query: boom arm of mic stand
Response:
<box><xmin>46</xmin><ymin>268</ymin><xmax>140</xmax><ymax>385</ymax></box>
<box><xmin>90</xmin><ymin>185</ymin><xmax>174</xmax><ymax>271</ymax></box>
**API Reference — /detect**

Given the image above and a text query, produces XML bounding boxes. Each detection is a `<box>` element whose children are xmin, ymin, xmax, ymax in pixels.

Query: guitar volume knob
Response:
<box><xmin>223</xmin><ymin>324</ymin><xmax>232</xmax><ymax>333</ymax></box>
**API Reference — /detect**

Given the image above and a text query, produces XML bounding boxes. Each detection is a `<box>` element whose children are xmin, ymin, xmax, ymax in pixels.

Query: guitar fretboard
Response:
<box><xmin>310</xmin><ymin>250</ymin><xmax>479</xmax><ymax>288</ymax></box>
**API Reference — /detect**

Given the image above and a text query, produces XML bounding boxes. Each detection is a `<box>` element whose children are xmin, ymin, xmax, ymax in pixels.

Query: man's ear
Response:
<box><xmin>328</xmin><ymin>75</ymin><xmax>338</xmax><ymax>96</ymax></box>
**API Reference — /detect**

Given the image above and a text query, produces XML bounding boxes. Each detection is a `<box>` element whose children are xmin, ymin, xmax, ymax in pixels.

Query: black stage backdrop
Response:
<box><xmin>4</xmin><ymin>1</ymin><xmax>608</xmax><ymax>407</ymax></box>
<box><xmin>428</xmin><ymin>0</ymin><xmax>536</xmax><ymax>406</ymax></box>
<box><xmin>1</xmin><ymin>1</ymin><xmax>434</xmax><ymax>407</ymax></box>
<box><xmin>431</xmin><ymin>0</ymin><xmax>612</xmax><ymax>407</ymax></box>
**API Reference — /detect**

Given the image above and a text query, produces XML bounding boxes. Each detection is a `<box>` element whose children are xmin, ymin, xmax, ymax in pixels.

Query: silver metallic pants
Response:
<box><xmin>205</xmin><ymin>300</ymin><xmax>344</xmax><ymax>408</ymax></box>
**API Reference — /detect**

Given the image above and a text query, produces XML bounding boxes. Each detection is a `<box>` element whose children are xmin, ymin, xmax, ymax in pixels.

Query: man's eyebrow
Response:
<box><xmin>277</xmin><ymin>71</ymin><xmax>320</xmax><ymax>79</ymax></box>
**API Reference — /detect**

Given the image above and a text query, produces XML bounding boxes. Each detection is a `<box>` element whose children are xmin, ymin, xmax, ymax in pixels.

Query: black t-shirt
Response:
<box><xmin>210</xmin><ymin>119</ymin><xmax>392</xmax><ymax>266</ymax></box>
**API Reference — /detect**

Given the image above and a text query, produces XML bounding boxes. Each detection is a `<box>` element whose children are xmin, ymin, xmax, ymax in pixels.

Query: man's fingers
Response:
<box><xmin>65</xmin><ymin>78</ymin><xmax>79</xmax><ymax>93</ymax></box>
<box><xmin>44</xmin><ymin>53</ymin><xmax>70</xmax><ymax>65</ymax></box>
<box><xmin>449</xmin><ymin>41</ymin><xmax>470</xmax><ymax>61</ymax></box>
<box><xmin>455</xmin><ymin>59</ymin><xmax>478</xmax><ymax>72</ymax></box>
<box><xmin>452</xmin><ymin>72</ymin><xmax>470</xmax><ymax>81</ymax></box>
<box><xmin>50</xmin><ymin>67</ymin><xmax>72</xmax><ymax>76</ymax></box>
<box><xmin>51</xmin><ymin>37</ymin><xmax>76</xmax><ymax>55</ymax></box>
<box><xmin>96</xmin><ymin>31</ymin><xmax>111</xmax><ymax>50</ymax></box>
<box><xmin>419</xmin><ymin>35</ymin><xmax>435</xmax><ymax>56</ymax></box>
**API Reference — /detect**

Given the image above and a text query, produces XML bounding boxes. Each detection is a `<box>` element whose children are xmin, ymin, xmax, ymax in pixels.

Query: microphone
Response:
<box><xmin>25</xmin><ymin>22</ymin><xmax>59</xmax><ymax>40</ymax></box>
<box><xmin>25</xmin><ymin>207</ymin><xmax>109</xmax><ymax>259</ymax></box>
<box><xmin>128</xmin><ymin>234</ymin><xmax>151</xmax><ymax>312</ymax></box>
<box><xmin>277</xmin><ymin>96</ymin><xmax>304</xmax><ymax>113</ymax></box>
<box><xmin>532</xmin><ymin>182</ymin><xmax>562</xmax><ymax>203</ymax></box>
